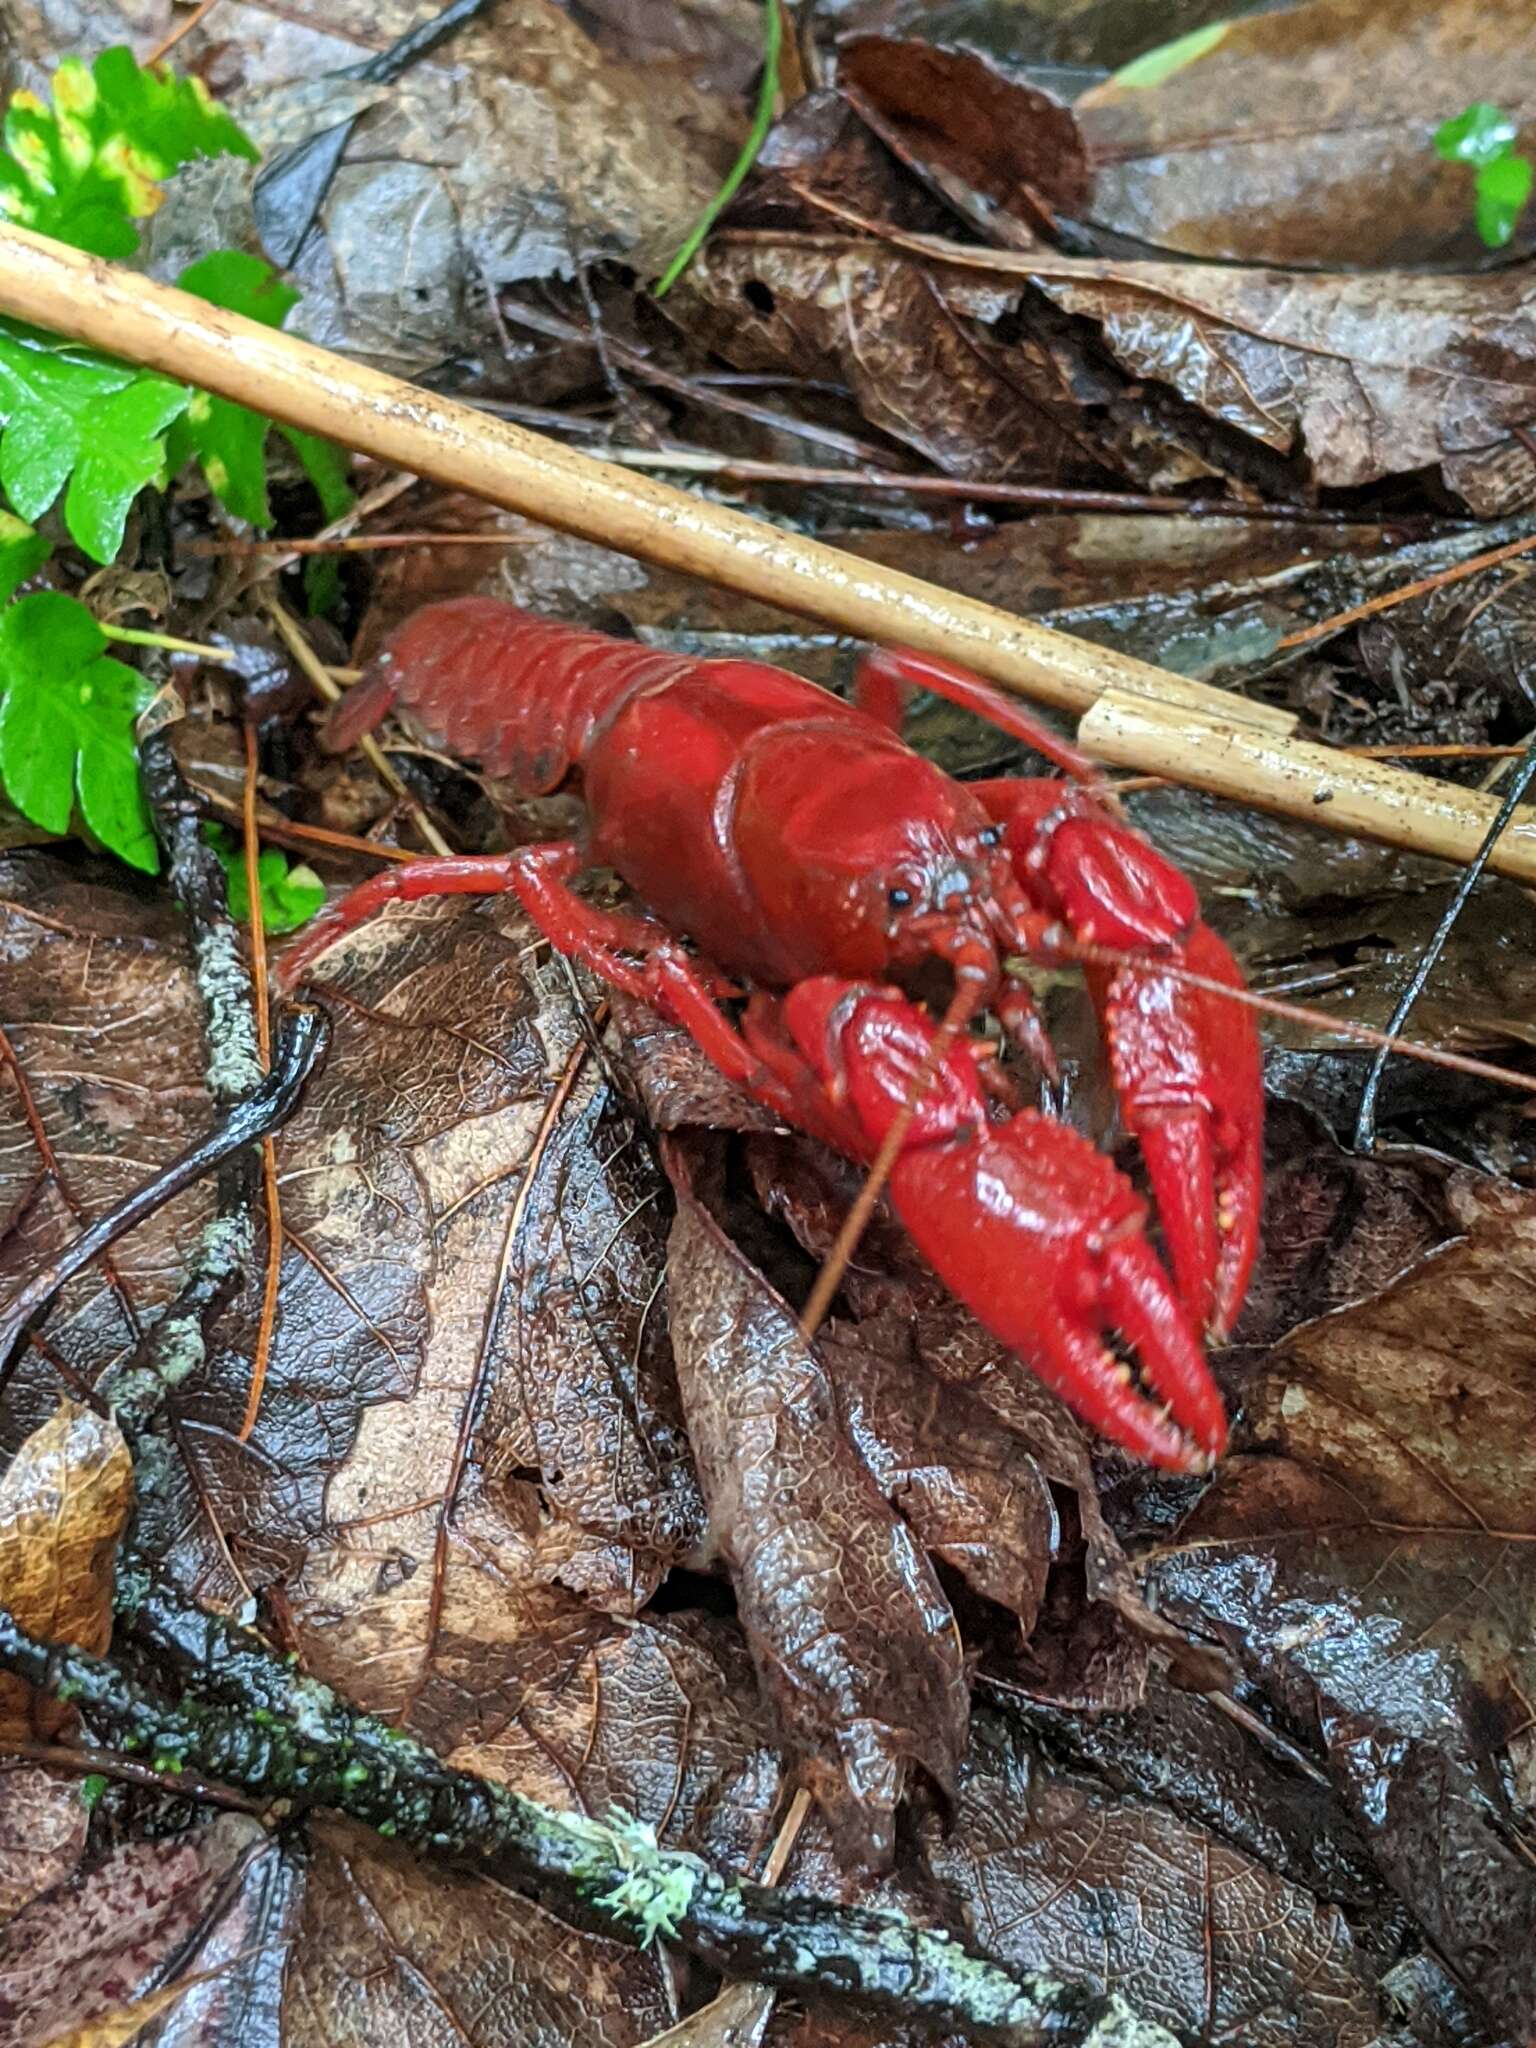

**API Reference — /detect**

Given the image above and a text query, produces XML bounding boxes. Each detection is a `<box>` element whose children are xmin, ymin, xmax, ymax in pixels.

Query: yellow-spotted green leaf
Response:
<box><xmin>0</xmin><ymin>48</ymin><xmax>256</xmax><ymax>257</ymax></box>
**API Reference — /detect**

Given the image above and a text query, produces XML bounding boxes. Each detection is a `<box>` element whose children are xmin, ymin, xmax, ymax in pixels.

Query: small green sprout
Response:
<box><xmin>1435</xmin><ymin>102</ymin><xmax>1534</xmax><ymax>248</ymax></box>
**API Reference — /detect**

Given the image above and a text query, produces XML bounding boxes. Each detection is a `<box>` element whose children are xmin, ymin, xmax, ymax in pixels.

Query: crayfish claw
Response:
<box><xmin>1098</xmin><ymin>925</ymin><xmax>1264</xmax><ymax>1342</ymax></box>
<box><xmin>1097</xmin><ymin>1236</ymin><xmax>1229</xmax><ymax>1469</ymax></box>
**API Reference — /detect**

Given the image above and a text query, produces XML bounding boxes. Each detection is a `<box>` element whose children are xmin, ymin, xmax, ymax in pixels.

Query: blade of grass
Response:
<box><xmin>653</xmin><ymin>0</ymin><xmax>783</xmax><ymax>296</ymax></box>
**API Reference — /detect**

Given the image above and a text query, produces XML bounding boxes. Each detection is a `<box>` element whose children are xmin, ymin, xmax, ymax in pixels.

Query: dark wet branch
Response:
<box><xmin>95</xmin><ymin>732</ymin><xmax>330</xmax><ymax>1460</ymax></box>
<box><xmin>0</xmin><ymin>1008</ymin><xmax>327</xmax><ymax>1395</ymax></box>
<box><xmin>140</xmin><ymin>730</ymin><xmax>266</xmax><ymax>1111</ymax></box>
<box><xmin>69</xmin><ymin>1590</ymin><xmax>1173</xmax><ymax>2047</ymax></box>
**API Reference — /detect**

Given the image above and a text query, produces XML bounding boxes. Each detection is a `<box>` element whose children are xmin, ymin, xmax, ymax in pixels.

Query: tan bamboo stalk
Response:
<box><xmin>0</xmin><ymin>221</ymin><xmax>1533</xmax><ymax>879</ymax></box>
<box><xmin>1081</xmin><ymin>691</ymin><xmax>1536</xmax><ymax>877</ymax></box>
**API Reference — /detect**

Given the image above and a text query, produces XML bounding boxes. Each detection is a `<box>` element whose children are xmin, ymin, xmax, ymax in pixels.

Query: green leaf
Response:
<box><xmin>205</xmin><ymin>824</ymin><xmax>326</xmax><ymax>934</ymax></box>
<box><xmin>0</xmin><ymin>591</ymin><xmax>157</xmax><ymax>870</ymax></box>
<box><xmin>169</xmin><ymin>253</ymin><xmax>349</xmax><ymax>532</ymax></box>
<box><xmin>1110</xmin><ymin>21</ymin><xmax>1229</xmax><ymax>89</ymax></box>
<box><xmin>64</xmin><ymin>375</ymin><xmax>188</xmax><ymax>560</ymax></box>
<box><xmin>1435</xmin><ymin>101</ymin><xmax>1518</xmax><ymax>169</ymax></box>
<box><xmin>1476</xmin><ymin>151</ymin><xmax>1534</xmax><ymax>248</ymax></box>
<box><xmin>0</xmin><ymin>48</ymin><xmax>256</xmax><ymax>256</ymax></box>
<box><xmin>0</xmin><ymin>322</ymin><xmax>188</xmax><ymax>561</ymax></box>
<box><xmin>281</xmin><ymin>427</ymin><xmax>354</xmax><ymax>523</ymax></box>
<box><xmin>0</xmin><ymin>513</ymin><xmax>50</xmax><ymax>604</ymax></box>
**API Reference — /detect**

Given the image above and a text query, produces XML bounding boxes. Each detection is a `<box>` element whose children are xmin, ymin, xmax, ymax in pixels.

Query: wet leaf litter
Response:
<box><xmin>0</xmin><ymin>0</ymin><xmax>1534</xmax><ymax>2042</ymax></box>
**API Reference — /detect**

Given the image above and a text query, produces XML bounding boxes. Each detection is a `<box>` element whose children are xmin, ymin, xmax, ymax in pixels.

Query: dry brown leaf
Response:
<box><xmin>1077</xmin><ymin>0</ymin><xmax>1536</xmax><ymax>268</ymax></box>
<box><xmin>0</xmin><ymin>1401</ymin><xmax>131</xmax><ymax>1741</ymax></box>
<box><xmin>663</xmin><ymin>1134</ymin><xmax>969</xmax><ymax>1870</ymax></box>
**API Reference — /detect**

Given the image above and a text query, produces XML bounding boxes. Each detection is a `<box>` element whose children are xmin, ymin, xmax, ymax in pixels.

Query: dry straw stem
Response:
<box><xmin>2</xmin><ymin>221</ymin><xmax>1534</xmax><ymax>880</ymax></box>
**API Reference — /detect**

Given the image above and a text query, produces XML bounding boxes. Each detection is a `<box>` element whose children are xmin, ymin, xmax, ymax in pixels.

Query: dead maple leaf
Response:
<box><xmin>0</xmin><ymin>1401</ymin><xmax>131</xmax><ymax>1741</ymax></box>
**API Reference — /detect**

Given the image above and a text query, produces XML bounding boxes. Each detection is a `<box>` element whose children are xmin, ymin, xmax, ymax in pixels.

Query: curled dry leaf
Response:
<box><xmin>1076</xmin><ymin>0</ymin><xmax>1536</xmax><ymax>269</ymax></box>
<box><xmin>1149</xmin><ymin>1169</ymin><xmax>1536</xmax><ymax>2042</ymax></box>
<box><xmin>817</xmin><ymin>1322</ymin><xmax>1058</xmax><ymax>1636</ymax></box>
<box><xmin>0</xmin><ymin>1400</ymin><xmax>131</xmax><ymax>1741</ymax></box>
<box><xmin>1011</xmin><ymin>258</ymin><xmax>1536</xmax><ymax>509</ymax></box>
<box><xmin>663</xmin><ymin>1133</ymin><xmax>969</xmax><ymax>1870</ymax></box>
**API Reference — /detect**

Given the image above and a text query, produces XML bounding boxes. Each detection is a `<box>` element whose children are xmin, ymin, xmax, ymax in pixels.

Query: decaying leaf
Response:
<box><xmin>0</xmin><ymin>853</ymin><xmax>216</xmax><ymax>1433</ymax></box>
<box><xmin>0</xmin><ymin>1401</ymin><xmax>131</xmax><ymax>1741</ymax></box>
<box><xmin>0</xmin><ymin>1814</ymin><xmax>269</xmax><ymax>2048</ymax></box>
<box><xmin>1076</xmin><ymin>0</ymin><xmax>1536</xmax><ymax>269</ymax></box>
<box><xmin>288</xmin><ymin>1822</ymin><xmax>670</xmax><ymax>2048</ymax></box>
<box><xmin>220</xmin><ymin>896</ymin><xmax>701</xmax><ymax>1715</ymax></box>
<box><xmin>1150</xmin><ymin>1169</ymin><xmax>1536</xmax><ymax>2041</ymax></box>
<box><xmin>663</xmin><ymin>1133</ymin><xmax>969</xmax><ymax>1869</ymax></box>
<box><xmin>675</xmin><ymin>238</ymin><xmax>1245</xmax><ymax>492</ymax></box>
<box><xmin>0</xmin><ymin>1768</ymin><xmax>88</xmax><ymax>1924</ymax></box>
<box><xmin>928</xmin><ymin>1709</ymin><xmax>1417</xmax><ymax>2048</ymax></box>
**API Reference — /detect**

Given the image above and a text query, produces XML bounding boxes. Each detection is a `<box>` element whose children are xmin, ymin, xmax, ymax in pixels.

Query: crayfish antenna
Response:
<box><xmin>796</xmin><ymin>977</ymin><xmax>981</xmax><ymax>1343</ymax></box>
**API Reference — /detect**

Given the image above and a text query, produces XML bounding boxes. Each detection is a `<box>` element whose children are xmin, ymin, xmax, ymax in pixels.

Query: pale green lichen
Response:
<box><xmin>192</xmin><ymin>923</ymin><xmax>263</xmax><ymax>1101</ymax></box>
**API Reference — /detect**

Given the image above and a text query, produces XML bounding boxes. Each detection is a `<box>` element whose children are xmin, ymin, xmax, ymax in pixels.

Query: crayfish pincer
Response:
<box><xmin>278</xmin><ymin>599</ymin><xmax>1263</xmax><ymax>1472</ymax></box>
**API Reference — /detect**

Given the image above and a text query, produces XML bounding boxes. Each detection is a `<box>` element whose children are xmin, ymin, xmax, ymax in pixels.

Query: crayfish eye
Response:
<box><xmin>887</xmin><ymin>885</ymin><xmax>914</xmax><ymax>910</ymax></box>
<box><xmin>977</xmin><ymin>825</ymin><xmax>1003</xmax><ymax>849</ymax></box>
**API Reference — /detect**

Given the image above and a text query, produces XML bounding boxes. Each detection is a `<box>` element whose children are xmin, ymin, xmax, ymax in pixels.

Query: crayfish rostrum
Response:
<box><xmin>277</xmin><ymin>600</ymin><xmax>1262</xmax><ymax>1472</ymax></box>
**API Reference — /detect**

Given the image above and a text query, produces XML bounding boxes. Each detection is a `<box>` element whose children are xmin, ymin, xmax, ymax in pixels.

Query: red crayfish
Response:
<box><xmin>277</xmin><ymin>600</ymin><xmax>1262</xmax><ymax>1472</ymax></box>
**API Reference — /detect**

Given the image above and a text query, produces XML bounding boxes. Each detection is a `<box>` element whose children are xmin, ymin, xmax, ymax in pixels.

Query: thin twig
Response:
<box><xmin>143</xmin><ymin>0</ymin><xmax>225</xmax><ymax>64</ymax></box>
<box><xmin>4</xmin><ymin>1738</ymin><xmax>264</xmax><ymax>1814</ymax></box>
<box><xmin>1353</xmin><ymin>736</ymin><xmax>1536</xmax><ymax>1149</ymax></box>
<box><xmin>262</xmin><ymin>593</ymin><xmax>453</xmax><ymax>858</ymax></box>
<box><xmin>1276</xmin><ymin>529</ymin><xmax>1536</xmax><ymax>649</ymax></box>
<box><xmin>238</xmin><ymin>724</ymin><xmax>283</xmax><ymax>1443</ymax></box>
<box><xmin>1053</xmin><ymin>944</ymin><xmax>1536</xmax><ymax>1100</ymax></box>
